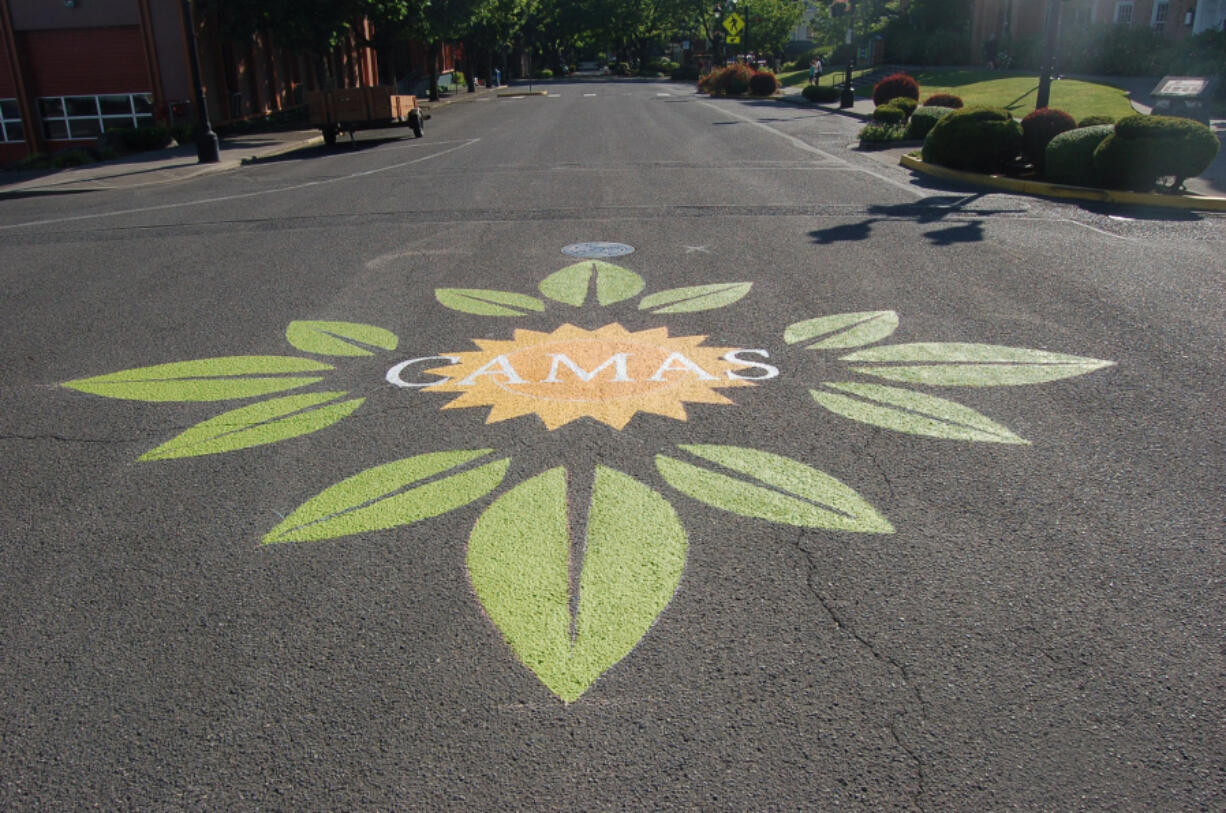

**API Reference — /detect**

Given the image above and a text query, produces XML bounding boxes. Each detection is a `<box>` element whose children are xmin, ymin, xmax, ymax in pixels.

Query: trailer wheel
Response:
<box><xmin>322</xmin><ymin>126</ymin><xmax>337</xmax><ymax>147</ymax></box>
<box><xmin>411</xmin><ymin>110</ymin><xmax>424</xmax><ymax>138</ymax></box>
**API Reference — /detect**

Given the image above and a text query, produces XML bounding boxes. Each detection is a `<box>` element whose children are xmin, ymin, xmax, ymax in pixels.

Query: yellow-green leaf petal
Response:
<box><xmin>784</xmin><ymin>311</ymin><xmax>898</xmax><ymax>349</ymax></box>
<box><xmin>538</xmin><ymin>261</ymin><xmax>645</xmax><ymax>306</ymax></box>
<box><xmin>843</xmin><ymin>343</ymin><xmax>1115</xmax><ymax>386</ymax></box>
<box><xmin>140</xmin><ymin>392</ymin><xmax>364</xmax><ymax>461</ymax></box>
<box><xmin>435</xmin><ymin>288</ymin><xmax>546</xmax><ymax>317</ymax></box>
<box><xmin>639</xmin><ymin>283</ymin><xmax>751</xmax><ymax>314</ymax></box>
<box><xmin>657</xmin><ymin>444</ymin><xmax>892</xmax><ymax>533</ymax></box>
<box><xmin>265</xmin><ymin>450</ymin><xmax>508</xmax><ymax>543</ymax></box>
<box><xmin>62</xmin><ymin>356</ymin><xmax>331</xmax><ymax>401</ymax></box>
<box><xmin>285</xmin><ymin>321</ymin><xmax>399</xmax><ymax>356</ymax></box>
<box><xmin>812</xmin><ymin>382</ymin><xmax>1028</xmax><ymax>444</ymax></box>
<box><xmin>467</xmin><ymin>466</ymin><xmax>687</xmax><ymax>702</ymax></box>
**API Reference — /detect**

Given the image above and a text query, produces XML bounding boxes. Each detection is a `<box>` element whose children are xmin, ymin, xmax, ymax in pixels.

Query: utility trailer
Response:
<box><xmin>306</xmin><ymin>86</ymin><xmax>423</xmax><ymax>146</ymax></box>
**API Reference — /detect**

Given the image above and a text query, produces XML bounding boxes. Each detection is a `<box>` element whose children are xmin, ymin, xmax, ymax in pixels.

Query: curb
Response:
<box><xmin>496</xmin><ymin>90</ymin><xmax>549</xmax><ymax>98</ymax></box>
<box><xmin>240</xmin><ymin>134</ymin><xmax>324</xmax><ymax>165</ymax></box>
<box><xmin>899</xmin><ymin>153</ymin><xmax>1226</xmax><ymax>212</ymax></box>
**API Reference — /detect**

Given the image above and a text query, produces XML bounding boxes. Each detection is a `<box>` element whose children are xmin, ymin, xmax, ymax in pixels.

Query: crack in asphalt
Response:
<box><xmin>789</xmin><ymin>526</ymin><xmax>930</xmax><ymax>811</ymax></box>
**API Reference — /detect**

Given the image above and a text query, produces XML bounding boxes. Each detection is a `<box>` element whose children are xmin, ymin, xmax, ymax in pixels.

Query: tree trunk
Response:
<box><xmin>428</xmin><ymin>40</ymin><xmax>440</xmax><ymax>101</ymax></box>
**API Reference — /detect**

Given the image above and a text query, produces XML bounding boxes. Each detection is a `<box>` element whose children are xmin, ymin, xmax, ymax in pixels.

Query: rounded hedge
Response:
<box><xmin>1093</xmin><ymin>114</ymin><xmax>1220</xmax><ymax>190</ymax></box>
<box><xmin>886</xmin><ymin>97</ymin><xmax>918</xmax><ymax>118</ymax></box>
<box><xmin>1044</xmin><ymin>124</ymin><xmax>1114</xmax><ymax>186</ymax></box>
<box><xmin>748</xmin><ymin>71</ymin><xmax>779</xmax><ymax>96</ymax></box>
<box><xmin>904</xmin><ymin>105</ymin><xmax>954</xmax><ymax>140</ymax></box>
<box><xmin>802</xmin><ymin>84</ymin><xmax>841</xmax><ymax>103</ymax></box>
<box><xmin>872</xmin><ymin>72</ymin><xmax>920</xmax><ymax>106</ymax></box>
<box><xmin>1021</xmin><ymin>107</ymin><xmax>1077</xmax><ymax>167</ymax></box>
<box><xmin>922</xmin><ymin>106</ymin><xmax>1022</xmax><ymax>173</ymax></box>
<box><xmin>923</xmin><ymin>93</ymin><xmax>963</xmax><ymax>108</ymax></box>
<box><xmin>1078</xmin><ymin>114</ymin><xmax>1115</xmax><ymax>128</ymax></box>
<box><xmin>872</xmin><ymin>104</ymin><xmax>906</xmax><ymax>124</ymax></box>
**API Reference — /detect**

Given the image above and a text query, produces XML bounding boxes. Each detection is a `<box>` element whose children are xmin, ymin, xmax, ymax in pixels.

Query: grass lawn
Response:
<box><xmin>895</xmin><ymin>69</ymin><xmax>1136</xmax><ymax>121</ymax></box>
<box><xmin>777</xmin><ymin>67</ymin><xmax>874</xmax><ymax>89</ymax></box>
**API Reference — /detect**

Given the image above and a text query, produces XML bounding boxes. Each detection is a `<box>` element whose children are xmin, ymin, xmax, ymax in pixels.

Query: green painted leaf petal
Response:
<box><xmin>843</xmin><ymin>343</ymin><xmax>1115</xmax><ymax>386</ymax></box>
<box><xmin>784</xmin><ymin>311</ymin><xmax>898</xmax><ymax>349</ymax></box>
<box><xmin>538</xmin><ymin>261</ymin><xmax>646</xmax><ymax>307</ymax></box>
<box><xmin>468</xmin><ymin>466</ymin><xmax>687</xmax><ymax>703</ymax></box>
<box><xmin>264</xmin><ymin>449</ymin><xmax>508</xmax><ymax>543</ymax></box>
<box><xmin>139</xmin><ymin>392</ymin><xmax>365</xmax><ymax>461</ymax></box>
<box><xmin>62</xmin><ymin>356</ymin><xmax>331</xmax><ymax>401</ymax></box>
<box><xmin>812</xmin><ymin>382</ymin><xmax>1028</xmax><ymax>444</ymax></box>
<box><xmin>638</xmin><ymin>283</ymin><xmax>751</xmax><ymax>314</ymax></box>
<box><xmin>435</xmin><ymin>288</ymin><xmax>546</xmax><ymax>317</ymax></box>
<box><xmin>657</xmin><ymin>444</ymin><xmax>892</xmax><ymax>533</ymax></box>
<box><xmin>285</xmin><ymin>321</ymin><xmax>399</xmax><ymax>357</ymax></box>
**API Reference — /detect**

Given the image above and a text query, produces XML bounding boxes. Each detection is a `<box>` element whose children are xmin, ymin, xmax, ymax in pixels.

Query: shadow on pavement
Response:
<box><xmin>246</xmin><ymin>134</ymin><xmax>416</xmax><ymax>164</ymax></box>
<box><xmin>810</xmin><ymin>193</ymin><xmax>1002</xmax><ymax>245</ymax></box>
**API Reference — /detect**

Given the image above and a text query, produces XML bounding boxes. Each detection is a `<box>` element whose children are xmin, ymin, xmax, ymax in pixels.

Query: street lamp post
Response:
<box><xmin>840</xmin><ymin>0</ymin><xmax>857</xmax><ymax>108</ymax></box>
<box><xmin>180</xmin><ymin>0</ymin><xmax>219</xmax><ymax>163</ymax></box>
<box><xmin>1035</xmin><ymin>0</ymin><xmax>1065</xmax><ymax>109</ymax></box>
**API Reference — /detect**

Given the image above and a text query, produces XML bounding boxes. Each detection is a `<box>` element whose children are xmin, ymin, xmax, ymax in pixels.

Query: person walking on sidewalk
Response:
<box><xmin>809</xmin><ymin>58</ymin><xmax>819</xmax><ymax>85</ymax></box>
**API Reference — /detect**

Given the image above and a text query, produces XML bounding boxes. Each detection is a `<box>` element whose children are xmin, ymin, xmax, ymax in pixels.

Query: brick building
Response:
<box><xmin>971</xmin><ymin>0</ymin><xmax>1226</xmax><ymax>61</ymax></box>
<box><xmin>0</xmin><ymin>0</ymin><xmax>452</xmax><ymax>164</ymax></box>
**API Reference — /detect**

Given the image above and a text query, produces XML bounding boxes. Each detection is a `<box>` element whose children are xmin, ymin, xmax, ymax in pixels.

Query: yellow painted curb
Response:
<box><xmin>899</xmin><ymin>153</ymin><xmax>1226</xmax><ymax>213</ymax></box>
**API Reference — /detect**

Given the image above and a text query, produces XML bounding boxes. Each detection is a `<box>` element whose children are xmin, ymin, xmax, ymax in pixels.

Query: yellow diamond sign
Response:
<box><xmin>722</xmin><ymin>12</ymin><xmax>745</xmax><ymax>37</ymax></box>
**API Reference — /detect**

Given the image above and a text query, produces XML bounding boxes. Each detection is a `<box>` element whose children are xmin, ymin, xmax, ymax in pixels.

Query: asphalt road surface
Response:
<box><xmin>2</xmin><ymin>79</ymin><xmax>1223</xmax><ymax>809</ymax></box>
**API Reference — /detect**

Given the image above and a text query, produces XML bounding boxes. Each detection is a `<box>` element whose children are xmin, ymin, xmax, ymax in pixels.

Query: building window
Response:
<box><xmin>1</xmin><ymin>99</ymin><xmax>23</xmax><ymax>143</ymax></box>
<box><xmin>38</xmin><ymin>93</ymin><xmax>154</xmax><ymax>141</ymax></box>
<box><xmin>1152</xmin><ymin>0</ymin><xmax>1170</xmax><ymax>30</ymax></box>
<box><xmin>1115</xmin><ymin>1</ymin><xmax>1135</xmax><ymax>22</ymax></box>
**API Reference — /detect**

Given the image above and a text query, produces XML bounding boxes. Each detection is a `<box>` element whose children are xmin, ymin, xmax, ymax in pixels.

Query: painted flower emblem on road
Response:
<box><xmin>63</xmin><ymin>250</ymin><xmax>1114</xmax><ymax>702</ymax></box>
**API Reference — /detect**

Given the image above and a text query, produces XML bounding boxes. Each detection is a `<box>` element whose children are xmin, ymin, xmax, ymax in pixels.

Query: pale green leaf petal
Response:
<box><xmin>657</xmin><ymin>444</ymin><xmax>892</xmax><ymax>533</ymax></box>
<box><xmin>812</xmin><ymin>382</ymin><xmax>1028</xmax><ymax>444</ymax></box>
<box><xmin>639</xmin><ymin>283</ymin><xmax>751</xmax><ymax>314</ymax></box>
<box><xmin>435</xmin><ymin>288</ymin><xmax>546</xmax><ymax>317</ymax></box>
<box><xmin>62</xmin><ymin>356</ymin><xmax>331</xmax><ymax>401</ymax></box>
<box><xmin>784</xmin><ymin>311</ymin><xmax>898</xmax><ymax>349</ymax></box>
<box><xmin>285</xmin><ymin>321</ymin><xmax>399</xmax><ymax>356</ymax></box>
<box><xmin>538</xmin><ymin>261</ymin><xmax>645</xmax><ymax>307</ymax></box>
<box><xmin>468</xmin><ymin>466</ymin><xmax>687</xmax><ymax>703</ymax></box>
<box><xmin>843</xmin><ymin>343</ymin><xmax>1115</xmax><ymax>386</ymax></box>
<box><xmin>265</xmin><ymin>449</ymin><xmax>508</xmax><ymax>542</ymax></box>
<box><xmin>141</xmin><ymin>391</ymin><xmax>364</xmax><ymax>460</ymax></box>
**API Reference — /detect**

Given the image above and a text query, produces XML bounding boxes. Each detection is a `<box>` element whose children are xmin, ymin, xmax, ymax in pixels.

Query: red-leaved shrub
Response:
<box><xmin>1021</xmin><ymin>107</ymin><xmax>1077</xmax><ymax>168</ymax></box>
<box><xmin>923</xmin><ymin>93</ymin><xmax>963</xmax><ymax>108</ymax></box>
<box><xmin>748</xmin><ymin>71</ymin><xmax>779</xmax><ymax>96</ymax></box>
<box><xmin>872</xmin><ymin>72</ymin><xmax>920</xmax><ymax>106</ymax></box>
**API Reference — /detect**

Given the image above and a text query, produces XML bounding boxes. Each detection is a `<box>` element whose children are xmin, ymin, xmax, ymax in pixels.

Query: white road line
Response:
<box><xmin>0</xmin><ymin>139</ymin><xmax>481</xmax><ymax>231</ymax></box>
<box><xmin>583</xmin><ymin>93</ymin><xmax>597</xmax><ymax>97</ymax></box>
<box><xmin>695</xmin><ymin>99</ymin><xmax>923</xmax><ymax>198</ymax></box>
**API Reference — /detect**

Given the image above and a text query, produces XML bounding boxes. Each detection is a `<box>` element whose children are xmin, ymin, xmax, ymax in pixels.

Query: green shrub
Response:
<box><xmin>904</xmin><ymin>105</ymin><xmax>953</xmax><ymax>140</ymax></box>
<box><xmin>923</xmin><ymin>93</ymin><xmax>963</xmax><ymax>108</ymax></box>
<box><xmin>802</xmin><ymin>84</ymin><xmax>841</xmax><ymax>103</ymax></box>
<box><xmin>109</xmin><ymin>125</ymin><xmax>173</xmax><ymax>153</ymax></box>
<box><xmin>872</xmin><ymin>105</ymin><xmax>906</xmax><ymax>125</ymax></box>
<box><xmin>749</xmin><ymin>71</ymin><xmax>779</xmax><ymax>96</ymax></box>
<box><xmin>169</xmin><ymin>124</ymin><xmax>194</xmax><ymax>145</ymax></box>
<box><xmin>614</xmin><ymin>62</ymin><xmax>631</xmax><ymax>76</ymax></box>
<box><xmin>1093</xmin><ymin>114</ymin><xmax>1221</xmax><ymax>191</ymax></box>
<box><xmin>922</xmin><ymin>106</ymin><xmax>1022</xmax><ymax>173</ymax></box>
<box><xmin>1078</xmin><ymin>115</ymin><xmax>1115</xmax><ymax>128</ymax></box>
<box><xmin>534</xmin><ymin>68</ymin><xmax>553</xmax><ymax>79</ymax></box>
<box><xmin>886</xmin><ymin>97</ymin><xmax>917</xmax><ymax>118</ymax></box>
<box><xmin>872</xmin><ymin>72</ymin><xmax>920</xmax><ymax>106</ymax></box>
<box><xmin>1044</xmin><ymin>124</ymin><xmax>1114</xmax><ymax>186</ymax></box>
<box><xmin>1021</xmin><ymin>107</ymin><xmax>1077</xmax><ymax>168</ymax></box>
<box><xmin>452</xmin><ymin>70</ymin><xmax>466</xmax><ymax>87</ymax></box>
<box><xmin>52</xmin><ymin>149</ymin><xmax>93</xmax><ymax>168</ymax></box>
<box><xmin>858</xmin><ymin>123</ymin><xmax>906</xmax><ymax>144</ymax></box>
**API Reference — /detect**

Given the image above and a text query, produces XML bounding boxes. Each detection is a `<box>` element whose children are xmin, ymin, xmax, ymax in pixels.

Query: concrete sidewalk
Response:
<box><xmin>0</xmin><ymin>82</ymin><xmax>503</xmax><ymax>197</ymax></box>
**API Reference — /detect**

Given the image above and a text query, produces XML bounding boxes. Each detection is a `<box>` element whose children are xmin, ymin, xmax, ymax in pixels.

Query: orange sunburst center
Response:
<box><xmin>425</xmin><ymin>323</ymin><xmax>753</xmax><ymax>430</ymax></box>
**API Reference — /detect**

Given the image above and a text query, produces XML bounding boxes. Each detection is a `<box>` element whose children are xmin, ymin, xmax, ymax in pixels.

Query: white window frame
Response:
<box><xmin>1115</xmin><ymin>0</ymin><xmax>1135</xmax><ymax>22</ymax></box>
<box><xmin>37</xmin><ymin>92</ymin><xmax>154</xmax><ymax>141</ymax></box>
<box><xmin>1151</xmin><ymin>0</ymin><xmax>1170</xmax><ymax>30</ymax></box>
<box><xmin>0</xmin><ymin>98</ymin><xmax>23</xmax><ymax>143</ymax></box>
